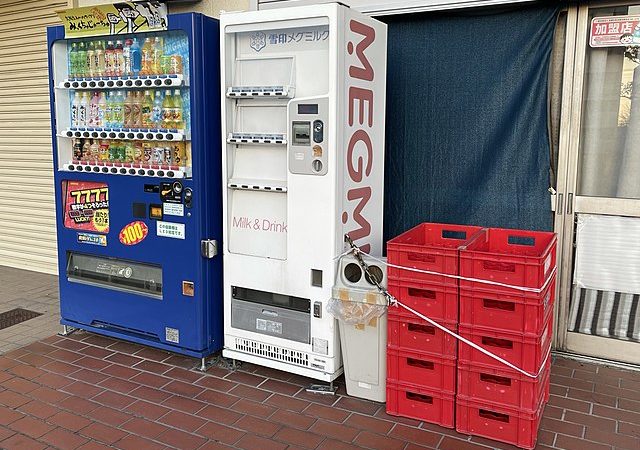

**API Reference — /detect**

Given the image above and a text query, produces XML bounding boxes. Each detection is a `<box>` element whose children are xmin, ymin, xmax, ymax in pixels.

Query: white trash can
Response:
<box><xmin>330</xmin><ymin>255</ymin><xmax>388</xmax><ymax>402</ymax></box>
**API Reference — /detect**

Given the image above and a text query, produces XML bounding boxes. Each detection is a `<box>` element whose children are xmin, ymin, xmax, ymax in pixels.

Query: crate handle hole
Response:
<box><xmin>480</xmin><ymin>373</ymin><xmax>512</xmax><ymax>386</ymax></box>
<box><xmin>406</xmin><ymin>392</ymin><xmax>433</xmax><ymax>404</ymax></box>
<box><xmin>408</xmin><ymin>323</ymin><xmax>436</xmax><ymax>335</ymax></box>
<box><xmin>408</xmin><ymin>253</ymin><xmax>436</xmax><ymax>263</ymax></box>
<box><xmin>508</xmin><ymin>235</ymin><xmax>535</xmax><ymax>246</ymax></box>
<box><xmin>408</xmin><ymin>287</ymin><xmax>436</xmax><ymax>299</ymax></box>
<box><xmin>479</xmin><ymin>409</ymin><xmax>510</xmax><ymax>423</ymax></box>
<box><xmin>442</xmin><ymin>229</ymin><xmax>467</xmax><ymax>240</ymax></box>
<box><xmin>481</xmin><ymin>336</ymin><xmax>513</xmax><ymax>349</ymax></box>
<box><xmin>482</xmin><ymin>261</ymin><xmax>516</xmax><ymax>273</ymax></box>
<box><xmin>482</xmin><ymin>299</ymin><xmax>515</xmax><ymax>311</ymax></box>
<box><xmin>407</xmin><ymin>358</ymin><xmax>434</xmax><ymax>370</ymax></box>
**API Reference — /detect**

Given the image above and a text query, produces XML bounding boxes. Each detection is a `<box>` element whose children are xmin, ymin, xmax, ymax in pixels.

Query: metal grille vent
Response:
<box><xmin>235</xmin><ymin>337</ymin><xmax>309</xmax><ymax>367</ymax></box>
<box><xmin>0</xmin><ymin>308</ymin><xmax>42</xmax><ymax>330</ymax></box>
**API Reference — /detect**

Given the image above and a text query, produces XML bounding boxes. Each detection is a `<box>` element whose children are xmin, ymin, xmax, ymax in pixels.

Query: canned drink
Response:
<box><xmin>108</xmin><ymin>142</ymin><xmax>119</xmax><ymax>162</ymax></box>
<box><xmin>163</xmin><ymin>146</ymin><xmax>172</xmax><ymax>165</ymax></box>
<box><xmin>172</xmin><ymin>142</ymin><xmax>186</xmax><ymax>166</ymax></box>
<box><xmin>99</xmin><ymin>140</ymin><xmax>110</xmax><ymax>161</ymax></box>
<box><xmin>133</xmin><ymin>141</ymin><xmax>144</xmax><ymax>162</ymax></box>
<box><xmin>124</xmin><ymin>142</ymin><xmax>135</xmax><ymax>163</ymax></box>
<box><xmin>73</xmin><ymin>139</ymin><xmax>83</xmax><ymax>161</ymax></box>
<box><xmin>169</xmin><ymin>54</ymin><xmax>183</xmax><ymax>75</ymax></box>
<box><xmin>152</xmin><ymin>146</ymin><xmax>164</xmax><ymax>164</ymax></box>
<box><xmin>160</xmin><ymin>55</ymin><xmax>172</xmax><ymax>75</ymax></box>
<box><xmin>142</xmin><ymin>142</ymin><xmax>152</xmax><ymax>162</ymax></box>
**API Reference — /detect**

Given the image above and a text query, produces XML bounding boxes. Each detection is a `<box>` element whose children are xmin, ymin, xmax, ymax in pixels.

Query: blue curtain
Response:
<box><xmin>381</xmin><ymin>5</ymin><xmax>559</xmax><ymax>244</ymax></box>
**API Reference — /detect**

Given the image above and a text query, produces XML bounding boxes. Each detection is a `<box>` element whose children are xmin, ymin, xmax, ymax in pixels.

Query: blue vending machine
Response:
<box><xmin>47</xmin><ymin>13</ymin><xmax>222</xmax><ymax>361</ymax></box>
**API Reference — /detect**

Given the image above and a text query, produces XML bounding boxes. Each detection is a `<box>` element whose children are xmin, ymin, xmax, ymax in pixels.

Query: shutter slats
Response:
<box><xmin>0</xmin><ymin>0</ymin><xmax>60</xmax><ymax>273</ymax></box>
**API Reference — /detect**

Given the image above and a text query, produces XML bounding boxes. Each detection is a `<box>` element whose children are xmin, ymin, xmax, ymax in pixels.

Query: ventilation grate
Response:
<box><xmin>0</xmin><ymin>308</ymin><xmax>42</xmax><ymax>330</ymax></box>
<box><xmin>235</xmin><ymin>337</ymin><xmax>309</xmax><ymax>367</ymax></box>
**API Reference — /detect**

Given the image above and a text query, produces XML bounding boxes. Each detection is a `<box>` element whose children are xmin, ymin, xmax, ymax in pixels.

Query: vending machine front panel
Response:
<box><xmin>47</xmin><ymin>13</ymin><xmax>223</xmax><ymax>358</ymax></box>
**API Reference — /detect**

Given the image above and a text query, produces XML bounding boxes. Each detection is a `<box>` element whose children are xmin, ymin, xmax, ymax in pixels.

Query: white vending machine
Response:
<box><xmin>221</xmin><ymin>3</ymin><xmax>387</xmax><ymax>382</ymax></box>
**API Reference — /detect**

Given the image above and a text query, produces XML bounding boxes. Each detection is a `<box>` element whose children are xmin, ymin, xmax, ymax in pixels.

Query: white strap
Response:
<box><xmin>359</xmin><ymin>250</ymin><xmax>556</xmax><ymax>294</ymax></box>
<box><xmin>391</xmin><ymin>299</ymin><xmax>550</xmax><ymax>379</ymax></box>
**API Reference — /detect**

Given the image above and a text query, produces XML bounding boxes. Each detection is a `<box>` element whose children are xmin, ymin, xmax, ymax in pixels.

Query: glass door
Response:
<box><xmin>556</xmin><ymin>1</ymin><xmax>640</xmax><ymax>364</ymax></box>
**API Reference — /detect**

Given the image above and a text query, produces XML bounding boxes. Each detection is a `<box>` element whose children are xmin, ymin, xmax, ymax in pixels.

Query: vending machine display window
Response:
<box><xmin>51</xmin><ymin>30</ymin><xmax>193</xmax><ymax>179</ymax></box>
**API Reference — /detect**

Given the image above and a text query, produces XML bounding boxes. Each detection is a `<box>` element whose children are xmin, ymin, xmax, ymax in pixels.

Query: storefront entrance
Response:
<box><xmin>555</xmin><ymin>1</ymin><xmax>640</xmax><ymax>364</ymax></box>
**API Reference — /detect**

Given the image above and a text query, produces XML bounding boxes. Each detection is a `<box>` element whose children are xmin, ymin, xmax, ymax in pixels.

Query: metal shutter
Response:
<box><xmin>0</xmin><ymin>0</ymin><xmax>67</xmax><ymax>274</ymax></box>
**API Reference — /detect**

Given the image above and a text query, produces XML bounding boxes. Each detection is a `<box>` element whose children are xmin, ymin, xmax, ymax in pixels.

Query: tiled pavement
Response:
<box><xmin>0</xmin><ymin>331</ymin><xmax>637</xmax><ymax>450</ymax></box>
<box><xmin>0</xmin><ymin>266</ymin><xmax>638</xmax><ymax>450</ymax></box>
<box><xmin>0</xmin><ymin>267</ymin><xmax>61</xmax><ymax>353</ymax></box>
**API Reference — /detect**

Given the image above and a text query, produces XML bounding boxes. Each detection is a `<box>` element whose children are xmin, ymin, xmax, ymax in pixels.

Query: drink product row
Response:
<box><xmin>68</xmin><ymin>37</ymin><xmax>183</xmax><ymax>79</ymax></box>
<box><xmin>71</xmin><ymin>89</ymin><xmax>184</xmax><ymax>130</ymax></box>
<box><xmin>72</xmin><ymin>138</ymin><xmax>187</xmax><ymax>166</ymax></box>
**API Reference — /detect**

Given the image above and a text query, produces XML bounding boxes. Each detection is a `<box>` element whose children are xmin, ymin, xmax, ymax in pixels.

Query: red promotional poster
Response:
<box><xmin>590</xmin><ymin>15</ymin><xmax>640</xmax><ymax>47</ymax></box>
<box><xmin>119</xmin><ymin>221</ymin><xmax>149</xmax><ymax>246</ymax></box>
<box><xmin>63</xmin><ymin>181</ymin><xmax>109</xmax><ymax>233</ymax></box>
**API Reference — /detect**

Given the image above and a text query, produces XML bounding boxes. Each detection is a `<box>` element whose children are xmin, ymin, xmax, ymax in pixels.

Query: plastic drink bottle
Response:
<box><xmin>79</xmin><ymin>92</ymin><xmax>89</xmax><ymax>127</ymax></box>
<box><xmin>112</xmin><ymin>91</ymin><xmax>125</xmax><ymax>127</ymax></box>
<box><xmin>96</xmin><ymin>92</ymin><xmax>106</xmax><ymax>127</ymax></box>
<box><xmin>71</xmin><ymin>92</ymin><xmax>80</xmax><ymax>127</ymax></box>
<box><xmin>94</xmin><ymin>40</ymin><xmax>105</xmax><ymax>77</ymax></box>
<box><xmin>88</xmin><ymin>92</ymin><xmax>100</xmax><ymax>126</ymax></box>
<box><xmin>114</xmin><ymin>41</ymin><xmax>124</xmax><ymax>77</ymax></box>
<box><xmin>68</xmin><ymin>42</ymin><xmax>78</xmax><ymax>79</ymax></box>
<box><xmin>130</xmin><ymin>38</ymin><xmax>142</xmax><ymax>76</ymax></box>
<box><xmin>161</xmin><ymin>90</ymin><xmax>173</xmax><ymax>129</ymax></box>
<box><xmin>141</xmin><ymin>90</ymin><xmax>154</xmax><ymax>128</ymax></box>
<box><xmin>151</xmin><ymin>36</ymin><xmax>163</xmax><ymax>75</ymax></box>
<box><xmin>152</xmin><ymin>90</ymin><xmax>164</xmax><ymax>128</ymax></box>
<box><xmin>105</xmin><ymin>41</ymin><xmax>115</xmax><ymax>77</ymax></box>
<box><xmin>104</xmin><ymin>92</ymin><xmax>114</xmax><ymax>127</ymax></box>
<box><xmin>172</xmin><ymin>89</ymin><xmax>184</xmax><ymax>129</ymax></box>
<box><xmin>131</xmin><ymin>91</ymin><xmax>142</xmax><ymax>127</ymax></box>
<box><xmin>123</xmin><ymin>39</ymin><xmax>132</xmax><ymax>76</ymax></box>
<box><xmin>140</xmin><ymin>37</ymin><xmax>153</xmax><ymax>75</ymax></box>
<box><xmin>86</xmin><ymin>41</ymin><xmax>95</xmax><ymax>77</ymax></box>
<box><xmin>77</xmin><ymin>42</ymin><xmax>87</xmax><ymax>78</ymax></box>
<box><xmin>123</xmin><ymin>91</ymin><xmax>133</xmax><ymax>127</ymax></box>
<box><xmin>169</xmin><ymin>55</ymin><xmax>183</xmax><ymax>75</ymax></box>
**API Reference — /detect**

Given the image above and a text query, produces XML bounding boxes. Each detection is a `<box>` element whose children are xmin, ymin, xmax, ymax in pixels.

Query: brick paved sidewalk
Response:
<box><xmin>0</xmin><ymin>331</ymin><xmax>637</xmax><ymax>450</ymax></box>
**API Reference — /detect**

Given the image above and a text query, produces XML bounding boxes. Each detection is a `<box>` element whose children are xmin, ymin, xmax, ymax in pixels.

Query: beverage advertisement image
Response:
<box><xmin>62</xmin><ymin>180</ymin><xmax>109</xmax><ymax>233</ymax></box>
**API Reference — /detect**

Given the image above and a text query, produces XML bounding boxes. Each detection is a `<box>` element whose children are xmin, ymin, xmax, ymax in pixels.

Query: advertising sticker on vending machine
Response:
<box><xmin>63</xmin><ymin>180</ymin><xmax>109</xmax><ymax>233</ymax></box>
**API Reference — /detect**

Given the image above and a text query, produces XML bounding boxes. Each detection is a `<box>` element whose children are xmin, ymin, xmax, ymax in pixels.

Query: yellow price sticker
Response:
<box><xmin>92</xmin><ymin>209</ymin><xmax>109</xmax><ymax>233</ymax></box>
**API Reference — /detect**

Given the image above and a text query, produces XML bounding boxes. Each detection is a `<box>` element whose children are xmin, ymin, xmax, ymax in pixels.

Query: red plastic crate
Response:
<box><xmin>386</xmin><ymin>380</ymin><xmax>455</xmax><ymax>428</ymax></box>
<box><xmin>456</xmin><ymin>395</ymin><xmax>544</xmax><ymax>449</ymax></box>
<box><xmin>388</xmin><ymin>278</ymin><xmax>458</xmax><ymax>323</ymax></box>
<box><xmin>387</xmin><ymin>313</ymin><xmax>457</xmax><ymax>358</ymax></box>
<box><xmin>459</xmin><ymin>275</ymin><xmax>555</xmax><ymax>337</ymax></box>
<box><xmin>387</xmin><ymin>346</ymin><xmax>456</xmax><ymax>392</ymax></box>
<box><xmin>387</xmin><ymin>223</ymin><xmax>483</xmax><ymax>286</ymax></box>
<box><xmin>460</xmin><ymin>228</ymin><xmax>557</xmax><ymax>292</ymax></box>
<box><xmin>457</xmin><ymin>359</ymin><xmax>551</xmax><ymax>411</ymax></box>
<box><xmin>458</xmin><ymin>313</ymin><xmax>552</xmax><ymax>373</ymax></box>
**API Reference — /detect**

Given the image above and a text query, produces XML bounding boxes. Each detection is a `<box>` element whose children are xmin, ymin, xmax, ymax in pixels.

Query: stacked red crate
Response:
<box><xmin>385</xmin><ymin>223</ymin><xmax>482</xmax><ymax>428</ymax></box>
<box><xmin>456</xmin><ymin>228</ymin><xmax>556</xmax><ymax>450</ymax></box>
